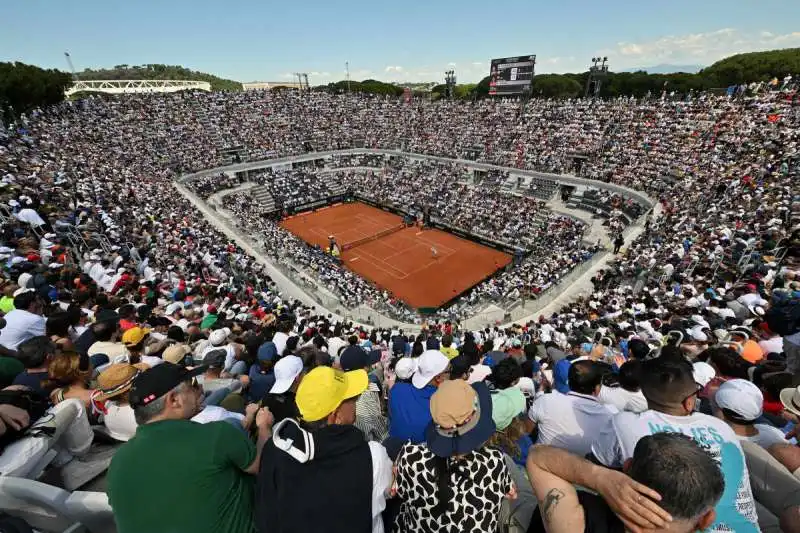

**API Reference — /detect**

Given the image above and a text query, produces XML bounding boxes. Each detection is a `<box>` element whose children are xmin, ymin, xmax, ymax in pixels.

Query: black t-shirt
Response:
<box><xmin>261</xmin><ymin>391</ymin><xmax>299</xmax><ymax>423</ymax></box>
<box><xmin>527</xmin><ymin>491</ymin><xmax>623</xmax><ymax>533</ymax></box>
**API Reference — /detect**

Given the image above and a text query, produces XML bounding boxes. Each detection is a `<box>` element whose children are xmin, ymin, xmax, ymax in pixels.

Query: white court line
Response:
<box><xmin>349</xmin><ymin>250</ymin><xmax>408</xmax><ymax>280</ymax></box>
<box><xmin>356</xmin><ymin>246</ymin><xmax>410</xmax><ymax>278</ymax></box>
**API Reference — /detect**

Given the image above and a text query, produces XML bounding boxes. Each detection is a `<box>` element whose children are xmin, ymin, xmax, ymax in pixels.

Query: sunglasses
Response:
<box><xmin>682</xmin><ymin>383</ymin><xmax>704</xmax><ymax>405</ymax></box>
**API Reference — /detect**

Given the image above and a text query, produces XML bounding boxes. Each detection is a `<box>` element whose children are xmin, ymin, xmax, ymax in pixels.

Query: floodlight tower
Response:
<box><xmin>585</xmin><ymin>57</ymin><xmax>610</xmax><ymax>98</ymax></box>
<box><xmin>444</xmin><ymin>70</ymin><xmax>457</xmax><ymax>99</ymax></box>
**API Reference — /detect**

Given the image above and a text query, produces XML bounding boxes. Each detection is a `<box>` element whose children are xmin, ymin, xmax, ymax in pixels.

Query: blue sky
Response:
<box><xmin>3</xmin><ymin>0</ymin><xmax>799</xmax><ymax>84</ymax></box>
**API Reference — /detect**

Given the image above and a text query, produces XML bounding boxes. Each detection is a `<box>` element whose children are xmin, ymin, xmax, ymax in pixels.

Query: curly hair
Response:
<box><xmin>486</xmin><ymin>417</ymin><xmax>525</xmax><ymax>459</ymax></box>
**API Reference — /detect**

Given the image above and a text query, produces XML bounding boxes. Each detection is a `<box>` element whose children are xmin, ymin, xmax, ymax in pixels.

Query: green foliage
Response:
<box><xmin>531</xmin><ymin>74</ymin><xmax>582</xmax><ymax>98</ymax></box>
<box><xmin>0</xmin><ymin>62</ymin><xmax>72</xmax><ymax>123</ymax></box>
<box><xmin>76</xmin><ymin>64</ymin><xmax>243</xmax><ymax>91</ymax></box>
<box><xmin>701</xmin><ymin>48</ymin><xmax>800</xmax><ymax>86</ymax></box>
<box><xmin>322</xmin><ymin>79</ymin><xmax>404</xmax><ymax>96</ymax></box>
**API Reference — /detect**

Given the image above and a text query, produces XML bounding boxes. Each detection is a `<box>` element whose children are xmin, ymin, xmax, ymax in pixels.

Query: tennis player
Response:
<box><xmin>431</xmin><ymin>246</ymin><xmax>438</xmax><ymax>258</ymax></box>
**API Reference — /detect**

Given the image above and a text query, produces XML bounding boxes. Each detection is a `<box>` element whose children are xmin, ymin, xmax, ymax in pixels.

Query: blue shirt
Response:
<box><xmin>388</xmin><ymin>382</ymin><xmax>435</xmax><ymax>443</ymax></box>
<box><xmin>12</xmin><ymin>371</ymin><xmax>49</xmax><ymax>395</ymax></box>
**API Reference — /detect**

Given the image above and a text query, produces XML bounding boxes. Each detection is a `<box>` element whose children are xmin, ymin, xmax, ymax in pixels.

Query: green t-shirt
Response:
<box><xmin>107</xmin><ymin>419</ymin><xmax>256</xmax><ymax>533</ymax></box>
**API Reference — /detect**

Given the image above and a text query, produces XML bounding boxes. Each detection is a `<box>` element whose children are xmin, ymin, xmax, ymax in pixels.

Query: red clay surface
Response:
<box><xmin>280</xmin><ymin>202</ymin><xmax>512</xmax><ymax>309</ymax></box>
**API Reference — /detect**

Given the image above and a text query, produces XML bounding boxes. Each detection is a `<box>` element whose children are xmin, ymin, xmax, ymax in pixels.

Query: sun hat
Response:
<box><xmin>394</xmin><ymin>357</ymin><xmax>418</xmax><ymax>380</ymax></box>
<box><xmin>714</xmin><ymin>379</ymin><xmax>763</xmax><ymax>421</ymax></box>
<box><xmin>780</xmin><ymin>386</ymin><xmax>800</xmax><ymax>417</ymax></box>
<box><xmin>270</xmin><ymin>355</ymin><xmax>304</xmax><ymax>394</ymax></box>
<box><xmin>491</xmin><ymin>387</ymin><xmax>526</xmax><ymax>430</ymax></box>
<box><xmin>208</xmin><ymin>328</ymin><xmax>230</xmax><ymax>347</ymax></box>
<box><xmin>425</xmin><ymin>380</ymin><xmax>496</xmax><ymax>457</ymax></box>
<box><xmin>295</xmin><ymin>366</ymin><xmax>368</xmax><ymax>422</ymax></box>
<box><xmin>94</xmin><ymin>362</ymin><xmax>150</xmax><ymax>402</ymax></box>
<box><xmin>412</xmin><ymin>350</ymin><xmax>449</xmax><ymax>389</ymax></box>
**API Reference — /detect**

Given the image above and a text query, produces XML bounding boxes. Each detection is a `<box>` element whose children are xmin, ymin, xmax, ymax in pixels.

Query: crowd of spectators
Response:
<box><xmin>0</xmin><ymin>85</ymin><xmax>797</xmax><ymax>533</ymax></box>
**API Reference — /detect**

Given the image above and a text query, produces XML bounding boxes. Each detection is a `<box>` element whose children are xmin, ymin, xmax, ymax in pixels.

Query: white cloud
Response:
<box><xmin>384</xmin><ymin>65</ymin><xmax>404</xmax><ymax>72</ymax></box>
<box><xmin>447</xmin><ymin>62</ymin><xmax>457</xmax><ymax>67</ymax></box>
<box><xmin>603</xmin><ymin>28</ymin><xmax>800</xmax><ymax>69</ymax></box>
<box><xmin>472</xmin><ymin>61</ymin><xmax>484</xmax><ymax>67</ymax></box>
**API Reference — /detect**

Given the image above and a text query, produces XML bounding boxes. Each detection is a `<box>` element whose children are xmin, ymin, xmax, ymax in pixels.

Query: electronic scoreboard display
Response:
<box><xmin>488</xmin><ymin>55</ymin><xmax>536</xmax><ymax>96</ymax></box>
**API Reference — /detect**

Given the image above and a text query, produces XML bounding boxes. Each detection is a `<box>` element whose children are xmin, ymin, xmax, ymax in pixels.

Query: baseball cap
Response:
<box><xmin>692</xmin><ymin>362</ymin><xmax>716</xmax><ymax>388</ymax></box>
<box><xmin>412</xmin><ymin>350</ymin><xmax>449</xmax><ymax>389</ymax></box>
<box><xmin>295</xmin><ymin>366</ymin><xmax>368</xmax><ymax>422</ymax></box>
<box><xmin>209</xmin><ymin>328</ymin><xmax>230</xmax><ymax>347</ymax></box>
<box><xmin>162</xmin><ymin>344</ymin><xmax>191</xmax><ymax>365</ymax></box>
<box><xmin>715</xmin><ymin>379</ymin><xmax>763</xmax><ymax>421</ymax></box>
<box><xmin>491</xmin><ymin>387</ymin><xmax>526</xmax><ymax>430</ymax></box>
<box><xmin>257</xmin><ymin>341</ymin><xmax>278</xmax><ymax>361</ymax></box>
<box><xmin>129</xmin><ymin>362</ymin><xmax>206</xmax><ymax>409</ymax></box>
<box><xmin>122</xmin><ymin>327</ymin><xmax>151</xmax><ymax>347</ymax></box>
<box><xmin>269</xmin><ymin>355</ymin><xmax>304</xmax><ymax>394</ymax></box>
<box><xmin>203</xmin><ymin>348</ymin><xmax>228</xmax><ymax>369</ymax></box>
<box><xmin>339</xmin><ymin>346</ymin><xmax>381</xmax><ymax>371</ymax></box>
<box><xmin>394</xmin><ymin>357</ymin><xmax>418</xmax><ymax>380</ymax></box>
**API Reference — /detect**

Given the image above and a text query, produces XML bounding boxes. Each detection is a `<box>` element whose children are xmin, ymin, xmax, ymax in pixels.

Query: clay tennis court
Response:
<box><xmin>280</xmin><ymin>202</ymin><xmax>512</xmax><ymax>309</ymax></box>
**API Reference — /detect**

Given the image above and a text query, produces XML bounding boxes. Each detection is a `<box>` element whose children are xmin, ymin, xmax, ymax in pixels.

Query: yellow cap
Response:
<box><xmin>296</xmin><ymin>367</ymin><xmax>368</xmax><ymax>422</ymax></box>
<box><xmin>121</xmin><ymin>327</ymin><xmax>151</xmax><ymax>347</ymax></box>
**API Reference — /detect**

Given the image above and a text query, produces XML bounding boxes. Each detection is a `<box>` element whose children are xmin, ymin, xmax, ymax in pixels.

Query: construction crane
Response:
<box><xmin>64</xmin><ymin>52</ymin><xmax>78</xmax><ymax>81</ymax></box>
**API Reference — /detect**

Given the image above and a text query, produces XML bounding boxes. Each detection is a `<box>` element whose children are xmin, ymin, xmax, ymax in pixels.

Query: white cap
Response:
<box><xmin>12</xmin><ymin>287</ymin><xmax>33</xmax><ymax>297</ymax></box>
<box><xmin>165</xmin><ymin>302</ymin><xmax>183</xmax><ymax>315</ymax></box>
<box><xmin>269</xmin><ymin>355</ymin><xmax>304</xmax><ymax>394</ymax></box>
<box><xmin>208</xmin><ymin>329</ymin><xmax>229</xmax><ymax>346</ymax></box>
<box><xmin>394</xmin><ymin>357</ymin><xmax>418</xmax><ymax>380</ymax></box>
<box><xmin>692</xmin><ymin>362</ymin><xmax>716</xmax><ymax>388</ymax></box>
<box><xmin>412</xmin><ymin>350</ymin><xmax>449</xmax><ymax>389</ymax></box>
<box><xmin>715</xmin><ymin>379</ymin><xmax>763</xmax><ymax>421</ymax></box>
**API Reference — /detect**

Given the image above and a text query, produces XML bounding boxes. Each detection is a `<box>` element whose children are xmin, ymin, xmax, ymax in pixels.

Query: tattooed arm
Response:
<box><xmin>526</xmin><ymin>446</ymin><xmax>585</xmax><ymax>533</ymax></box>
<box><xmin>526</xmin><ymin>445</ymin><xmax>671</xmax><ymax>533</ymax></box>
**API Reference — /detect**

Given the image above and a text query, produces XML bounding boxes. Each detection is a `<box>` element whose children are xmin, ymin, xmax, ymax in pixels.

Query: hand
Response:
<box><xmin>245</xmin><ymin>402</ymin><xmax>260</xmax><ymax>418</ymax></box>
<box><xmin>255</xmin><ymin>407</ymin><xmax>274</xmax><ymax>431</ymax></box>
<box><xmin>0</xmin><ymin>404</ymin><xmax>30</xmax><ymax>431</ymax></box>
<box><xmin>596</xmin><ymin>469</ymin><xmax>672</xmax><ymax>533</ymax></box>
<box><xmin>786</xmin><ymin>424</ymin><xmax>799</xmax><ymax>441</ymax></box>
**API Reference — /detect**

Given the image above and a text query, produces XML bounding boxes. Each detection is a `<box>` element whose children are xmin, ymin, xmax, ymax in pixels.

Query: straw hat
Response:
<box><xmin>94</xmin><ymin>363</ymin><xmax>149</xmax><ymax>402</ymax></box>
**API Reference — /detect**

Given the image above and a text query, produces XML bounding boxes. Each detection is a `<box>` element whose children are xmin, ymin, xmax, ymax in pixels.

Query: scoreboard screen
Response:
<box><xmin>488</xmin><ymin>55</ymin><xmax>536</xmax><ymax>96</ymax></box>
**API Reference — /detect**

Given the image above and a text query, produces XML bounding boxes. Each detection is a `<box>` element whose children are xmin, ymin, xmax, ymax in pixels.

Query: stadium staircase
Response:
<box><xmin>251</xmin><ymin>185</ymin><xmax>276</xmax><ymax>213</ymax></box>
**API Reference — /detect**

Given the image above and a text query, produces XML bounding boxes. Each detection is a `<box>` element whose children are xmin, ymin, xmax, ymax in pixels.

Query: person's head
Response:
<box><xmin>442</xmin><ymin>333</ymin><xmax>453</xmax><ymax>348</ymax></box>
<box><xmin>618</xmin><ymin>359</ymin><xmax>642</xmax><ymax>392</ymax></box>
<box><xmin>624</xmin><ymin>433</ymin><xmax>723</xmax><ymax>532</ymax></box>
<box><xmin>202</xmin><ymin>348</ymin><xmax>228</xmax><ymax>375</ymax></box>
<box><xmin>94</xmin><ymin>363</ymin><xmax>148</xmax><ymax>405</ymax></box>
<box><xmin>627</xmin><ymin>338</ymin><xmax>651</xmax><ymax>360</ymax></box>
<box><xmin>257</xmin><ymin>341</ymin><xmax>278</xmax><ymax>372</ymax></box>
<box><xmin>46</xmin><ymin>312</ymin><xmax>71</xmax><ymax>338</ymax></box>
<box><xmin>339</xmin><ymin>345</ymin><xmax>380</xmax><ymax>372</ymax></box>
<box><xmin>167</xmin><ymin>325</ymin><xmax>185</xmax><ymax>343</ymax></box>
<box><xmin>713</xmin><ymin>378</ymin><xmax>763</xmax><ymax>426</ymax></box>
<box><xmin>412</xmin><ymin>350</ymin><xmax>450</xmax><ymax>389</ymax></box>
<box><xmin>488</xmin><ymin>358</ymin><xmax>522</xmax><ymax>390</ymax></box>
<box><xmin>92</xmin><ymin>318</ymin><xmax>119</xmax><ymax>342</ymax></box>
<box><xmin>639</xmin><ymin>355</ymin><xmax>700</xmax><ymax>415</ymax></box>
<box><xmin>295</xmin><ymin>366</ymin><xmax>367</xmax><ymax>428</ymax></box>
<box><xmin>17</xmin><ymin>336</ymin><xmax>57</xmax><ymax>370</ymax></box>
<box><xmin>47</xmin><ymin>351</ymin><xmax>88</xmax><ymax>387</ymax></box>
<box><xmin>121</xmin><ymin>326</ymin><xmax>149</xmax><ymax>353</ymax></box>
<box><xmin>296</xmin><ymin>344</ymin><xmax>331</xmax><ymax>370</ymax></box>
<box><xmin>13</xmin><ymin>290</ymin><xmax>41</xmax><ymax>314</ymax></box>
<box><xmin>568</xmin><ymin>360</ymin><xmax>606</xmax><ymax>396</ymax></box>
<box><xmin>701</xmin><ymin>346</ymin><xmax>751</xmax><ymax>379</ymax></box>
<box><xmin>130</xmin><ymin>363</ymin><xmax>206</xmax><ymax>425</ymax></box>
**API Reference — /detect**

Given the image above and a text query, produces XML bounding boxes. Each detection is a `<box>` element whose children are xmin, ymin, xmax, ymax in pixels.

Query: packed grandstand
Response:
<box><xmin>0</xmin><ymin>81</ymin><xmax>797</xmax><ymax>533</ymax></box>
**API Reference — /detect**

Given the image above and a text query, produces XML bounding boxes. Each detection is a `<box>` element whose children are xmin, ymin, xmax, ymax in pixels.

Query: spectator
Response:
<box><xmin>0</xmin><ymin>290</ymin><xmax>45</xmax><ymax>350</ymax></box>
<box><xmin>388</xmin><ymin>349</ymin><xmax>449</xmax><ymax>444</ymax></box>
<box><xmin>394</xmin><ymin>380</ymin><xmax>515</xmax><ymax>532</ymax></box>
<box><xmin>527</xmin><ymin>433</ymin><xmax>721</xmax><ymax>533</ymax></box>
<box><xmin>262</xmin><ymin>354</ymin><xmax>303</xmax><ymax>423</ymax></box>
<box><xmin>528</xmin><ymin>360</ymin><xmax>616</xmax><ymax>456</ymax></box>
<box><xmin>256</xmin><ymin>366</ymin><xmax>392</xmax><ymax>533</ymax></box>
<box><xmin>108</xmin><ymin>362</ymin><xmax>272</xmax><ymax>533</ymax></box>
<box><xmin>340</xmin><ymin>346</ymin><xmax>388</xmax><ymax>442</ymax></box>
<box><xmin>712</xmin><ymin>379</ymin><xmax>788</xmax><ymax>449</ymax></box>
<box><xmin>12</xmin><ymin>336</ymin><xmax>57</xmax><ymax>394</ymax></box>
<box><xmin>591</xmin><ymin>355</ymin><xmax>760</xmax><ymax>532</ymax></box>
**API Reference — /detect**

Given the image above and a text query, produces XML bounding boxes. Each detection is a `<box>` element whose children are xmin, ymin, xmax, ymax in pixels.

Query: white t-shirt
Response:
<box><xmin>598</xmin><ymin>386</ymin><xmax>648</xmax><ymax>413</ymax></box>
<box><xmin>103</xmin><ymin>402</ymin><xmax>137</xmax><ymax>442</ymax></box>
<box><xmin>191</xmin><ymin>405</ymin><xmax>244</xmax><ymax>425</ymax></box>
<box><xmin>741</xmin><ymin>424</ymin><xmax>789</xmax><ymax>450</ymax></box>
<box><xmin>272</xmin><ymin>331</ymin><xmax>289</xmax><ymax>356</ymax></box>
<box><xmin>528</xmin><ymin>392</ymin><xmax>617</xmax><ymax>457</ymax></box>
<box><xmin>367</xmin><ymin>441</ymin><xmax>393</xmax><ymax>533</ymax></box>
<box><xmin>737</xmin><ymin>293</ymin><xmax>767</xmax><ymax>307</ymax></box>
<box><xmin>0</xmin><ymin>309</ymin><xmax>46</xmax><ymax>350</ymax></box>
<box><xmin>591</xmin><ymin>410</ymin><xmax>759</xmax><ymax>533</ymax></box>
<box><xmin>758</xmin><ymin>337</ymin><xmax>783</xmax><ymax>356</ymax></box>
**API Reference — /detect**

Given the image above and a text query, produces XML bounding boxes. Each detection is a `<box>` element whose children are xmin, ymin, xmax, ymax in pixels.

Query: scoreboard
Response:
<box><xmin>488</xmin><ymin>55</ymin><xmax>536</xmax><ymax>96</ymax></box>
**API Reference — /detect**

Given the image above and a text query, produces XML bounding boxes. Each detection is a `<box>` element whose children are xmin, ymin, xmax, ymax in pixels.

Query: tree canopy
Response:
<box><xmin>701</xmin><ymin>48</ymin><xmax>800</xmax><ymax>86</ymax></box>
<box><xmin>77</xmin><ymin>64</ymin><xmax>243</xmax><ymax>91</ymax></box>
<box><xmin>0</xmin><ymin>62</ymin><xmax>72</xmax><ymax>124</ymax></box>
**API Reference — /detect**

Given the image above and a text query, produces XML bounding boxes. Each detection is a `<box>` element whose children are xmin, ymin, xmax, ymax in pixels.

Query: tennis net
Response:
<box><xmin>341</xmin><ymin>224</ymin><xmax>406</xmax><ymax>251</ymax></box>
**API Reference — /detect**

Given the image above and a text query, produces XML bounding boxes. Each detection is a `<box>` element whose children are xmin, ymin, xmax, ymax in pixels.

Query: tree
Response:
<box><xmin>0</xmin><ymin>62</ymin><xmax>71</xmax><ymax>124</ymax></box>
<box><xmin>531</xmin><ymin>74</ymin><xmax>582</xmax><ymax>98</ymax></box>
<box><xmin>701</xmin><ymin>48</ymin><xmax>800</xmax><ymax>86</ymax></box>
